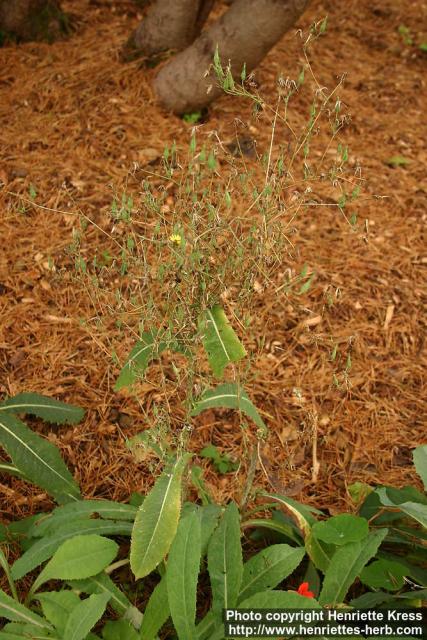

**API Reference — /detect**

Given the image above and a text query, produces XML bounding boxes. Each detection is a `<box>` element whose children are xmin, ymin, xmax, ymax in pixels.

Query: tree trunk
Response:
<box><xmin>122</xmin><ymin>0</ymin><xmax>215</xmax><ymax>62</ymax></box>
<box><xmin>154</xmin><ymin>0</ymin><xmax>310</xmax><ymax>114</ymax></box>
<box><xmin>0</xmin><ymin>0</ymin><xmax>67</xmax><ymax>43</ymax></box>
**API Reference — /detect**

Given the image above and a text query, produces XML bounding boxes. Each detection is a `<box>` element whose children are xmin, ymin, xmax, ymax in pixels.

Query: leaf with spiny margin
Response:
<box><xmin>130</xmin><ymin>455</ymin><xmax>190</xmax><ymax>579</ymax></box>
<box><xmin>238</xmin><ymin>544</ymin><xmax>305</xmax><ymax>603</ymax></box>
<box><xmin>413</xmin><ymin>445</ymin><xmax>427</xmax><ymax>492</ymax></box>
<box><xmin>63</xmin><ymin>593</ymin><xmax>110</xmax><ymax>640</ymax></box>
<box><xmin>11</xmin><ymin>519</ymin><xmax>132</xmax><ymax>580</ymax></box>
<box><xmin>191</xmin><ymin>383</ymin><xmax>265</xmax><ymax>429</ymax></box>
<box><xmin>114</xmin><ymin>331</ymin><xmax>166</xmax><ymax>391</ymax></box>
<box><xmin>0</xmin><ymin>412</ymin><xmax>80</xmax><ymax>504</ymax></box>
<box><xmin>319</xmin><ymin>528</ymin><xmax>388</xmax><ymax>606</ymax></box>
<box><xmin>199</xmin><ymin>306</ymin><xmax>246</xmax><ymax>378</ymax></box>
<box><xmin>200</xmin><ymin>504</ymin><xmax>222</xmax><ymax>556</ymax></box>
<box><xmin>0</xmin><ymin>393</ymin><xmax>84</xmax><ymax>425</ymax></box>
<box><xmin>68</xmin><ymin>571</ymin><xmax>141</xmax><ymax>628</ymax></box>
<box><xmin>37</xmin><ymin>591</ymin><xmax>81</xmax><ymax>636</ymax></box>
<box><xmin>207</xmin><ymin>502</ymin><xmax>243</xmax><ymax>618</ymax></box>
<box><xmin>0</xmin><ymin>589</ymin><xmax>52</xmax><ymax>630</ymax></box>
<box><xmin>138</xmin><ymin>574</ymin><xmax>169</xmax><ymax>640</ymax></box>
<box><xmin>167</xmin><ymin>512</ymin><xmax>201</xmax><ymax>640</ymax></box>
<box><xmin>32</xmin><ymin>535</ymin><xmax>118</xmax><ymax>593</ymax></box>
<box><xmin>0</xmin><ymin>622</ymin><xmax>56</xmax><ymax>638</ymax></box>
<box><xmin>29</xmin><ymin>500</ymin><xmax>137</xmax><ymax>537</ymax></box>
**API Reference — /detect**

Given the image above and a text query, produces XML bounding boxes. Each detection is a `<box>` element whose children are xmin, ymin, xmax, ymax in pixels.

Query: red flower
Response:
<box><xmin>297</xmin><ymin>582</ymin><xmax>314</xmax><ymax>598</ymax></box>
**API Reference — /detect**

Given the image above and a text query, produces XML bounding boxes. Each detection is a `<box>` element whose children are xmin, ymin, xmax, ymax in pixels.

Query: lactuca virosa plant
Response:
<box><xmin>0</xmin><ymin>446</ymin><xmax>425</xmax><ymax>639</ymax></box>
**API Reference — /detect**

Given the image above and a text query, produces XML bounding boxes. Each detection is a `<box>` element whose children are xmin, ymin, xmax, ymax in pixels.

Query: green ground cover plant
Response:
<box><xmin>0</xmin><ymin>444</ymin><xmax>426</xmax><ymax>638</ymax></box>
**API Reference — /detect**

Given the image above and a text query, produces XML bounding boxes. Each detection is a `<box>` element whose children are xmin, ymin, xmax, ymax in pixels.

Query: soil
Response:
<box><xmin>0</xmin><ymin>0</ymin><xmax>426</xmax><ymax>527</ymax></box>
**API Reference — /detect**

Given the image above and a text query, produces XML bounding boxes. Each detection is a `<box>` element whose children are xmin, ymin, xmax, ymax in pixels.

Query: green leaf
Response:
<box><xmin>233</xmin><ymin>591</ymin><xmax>320</xmax><ymax>640</ymax></box>
<box><xmin>394</xmin><ymin>501</ymin><xmax>427</xmax><ymax>528</ymax></box>
<box><xmin>348</xmin><ymin>482</ymin><xmax>373</xmax><ymax>505</ymax></box>
<box><xmin>0</xmin><ymin>393</ymin><xmax>84</xmax><ymax>424</ymax></box>
<box><xmin>199</xmin><ymin>306</ymin><xmax>246</xmax><ymax>378</ymax></box>
<box><xmin>200</xmin><ymin>504</ymin><xmax>221</xmax><ymax>555</ymax></box>
<box><xmin>114</xmin><ymin>332</ymin><xmax>166</xmax><ymax>391</ymax></box>
<box><xmin>353</xmin><ymin>588</ymin><xmax>427</xmax><ymax>609</ymax></box>
<box><xmin>196</xmin><ymin>611</ymin><xmax>216</xmax><ymax>640</ymax></box>
<box><xmin>261</xmin><ymin>493</ymin><xmax>321</xmax><ymax>536</ymax></box>
<box><xmin>63</xmin><ymin>593</ymin><xmax>110</xmax><ymax>640</ymax></box>
<box><xmin>312</xmin><ymin>514</ymin><xmax>369</xmax><ymax>546</ymax></box>
<box><xmin>360</xmin><ymin>559</ymin><xmax>409</xmax><ymax>591</ymax></box>
<box><xmin>0</xmin><ymin>463</ymin><xmax>28</xmax><ymax>479</ymax></box>
<box><xmin>139</xmin><ymin>575</ymin><xmax>169</xmax><ymax>640</ymax></box>
<box><xmin>167</xmin><ymin>512</ymin><xmax>201</xmax><ymax>639</ymax></box>
<box><xmin>319</xmin><ymin>528</ymin><xmax>388</xmax><ymax>605</ymax></box>
<box><xmin>0</xmin><ymin>589</ymin><xmax>52</xmax><ymax>629</ymax></box>
<box><xmin>68</xmin><ymin>572</ymin><xmax>141</xmax><ymax>627</ymax></box>
<box><xmin>37</xmin><ymin>591</ymin><xmax>81</xmax><ymax>635</ymax></box>
<box><xmin>305</xmin><ymin>531</ymin><xmax>334</xmax><ymax>572</ymax></box>
<box><xmin>32</xmin><ymin>534</ymin><xmax>118</xmax><ymax>593</ymax></box>
<box><xmin>376</xmin><ymin>487</ymin><xmax>427</xmax><ymax>527</ymax></box>
<box><xmin>0</xmin><ymin>623</ymin><xmax>56</xmax><ymax>639</ymax></box>
<box><xmin>11</xmin><ymin>520</ymin><xmax>131</xmax><ymax>580</ymax></box>
<box><xmin>29</xmin><ymin>500</ymin><xmax>137</xmax><ymax>537</ymax></box>
<box><xmin>385</xmin><ymin>155</ymin><xmax>410</xmax><ymax>167</ymax></box>
<box><xmin>243</xmin><ymin>517</ymin><xmax>302</xmax><ymax>546</ymax></box>
<box><xmin>413</xmin><ymin>445</ymin><xmax>427</xmax><ymax>491</ymax></box>
<box><xmin>0</xmin><ymin>412</ymin><xmax>80</xmax><ymax>504</ymax></box>
<box><xmin>102</xmin><ymin>619</ymin><xmax>139</xmax><ymax>640</ymax></box>
<box><xmin>238</xmin><ymin>544</ymin><xmax>305</xmax><ymax>603</ymax></box>
<box><xmin>208</xmin><ymin>502</ymin><xmax>243</xmax><ymax>618</ymax></box>
<box><xmin>130</xmin><ymin>456</ymin><xmax>189</xmax><ymax>579</ymax></box>
<box><xmin>191</xmin><ymin>383</ymin><xmax>265</xmax><ymax>429</ymax></box>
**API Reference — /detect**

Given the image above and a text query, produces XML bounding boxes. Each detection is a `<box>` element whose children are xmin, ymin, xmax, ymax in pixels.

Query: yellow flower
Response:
<box><xmin>169</xmin><ymin>233</ymin><xmax>182</xmax><ymax>246</ymax></box>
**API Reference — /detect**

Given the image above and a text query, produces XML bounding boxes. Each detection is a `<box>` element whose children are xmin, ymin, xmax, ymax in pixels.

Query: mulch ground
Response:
<box><xmin>0</xmin><ymin>0</ymin><xmax>426</xmax><ymax>526</ymax></box>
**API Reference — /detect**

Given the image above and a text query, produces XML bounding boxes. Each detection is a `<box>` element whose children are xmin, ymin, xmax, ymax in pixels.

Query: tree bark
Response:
<box><xmin>154</xmin><ymin>0</ymin><xmax>310</xmax><ymax>114</ymax></box>
<box><xmin>0</xmin><ymin>0</ymin><xmax>67</xmax><ymax>43</ymax></box>
<box><xmin>122</xmin><ymin>0</ymin><xmax>215</xmax><ymax>62</ymax></box>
